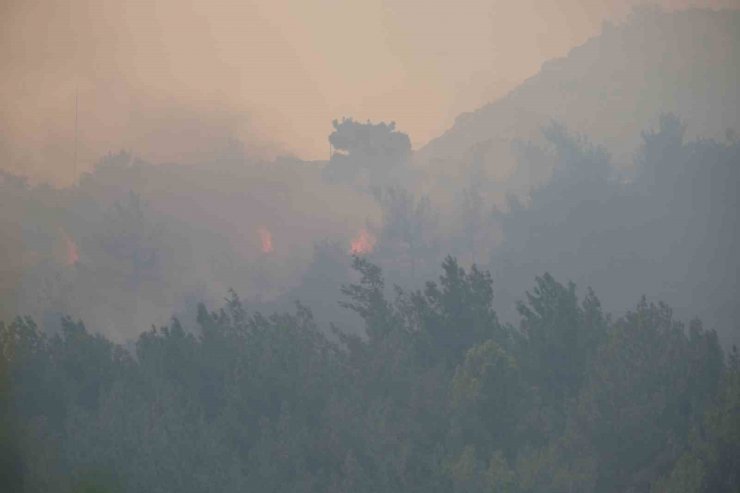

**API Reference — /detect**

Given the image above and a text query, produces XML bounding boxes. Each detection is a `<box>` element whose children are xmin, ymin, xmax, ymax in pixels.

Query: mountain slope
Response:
<box><xmin>416</xmin><ymin>8</ymin><xmax>740</xmax><ymax>194</ymax></box>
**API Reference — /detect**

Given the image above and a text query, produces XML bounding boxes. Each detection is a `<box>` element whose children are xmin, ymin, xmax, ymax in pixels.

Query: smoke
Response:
<box><xmin>1</xmin><ymin>3</ymin><xmax>738</xmax><ymax>344</ymax></box>
<box><xmin>0</xmin><ymin>0</ymin><xmax>313</xmax><ymax>185</ymax></box>
<box><xmin>2</xmin><ymin>0</ymin><xmax>735</xmax><ymax>185</ymax></box>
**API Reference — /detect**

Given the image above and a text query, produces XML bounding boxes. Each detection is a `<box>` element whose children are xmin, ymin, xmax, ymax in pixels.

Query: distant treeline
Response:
<box><xmin>1</xmin><ymin>256</ymin><xmax>738</xmax><ymax>493</ymax></box>
<box><xmin>1</xmin><ymin>113</ymin><xmax>738</xmax><ymax>346</ymax></box>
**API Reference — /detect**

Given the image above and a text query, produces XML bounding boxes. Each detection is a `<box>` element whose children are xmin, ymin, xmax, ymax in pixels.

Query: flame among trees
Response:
<box><xmin>258</xmin><ymin>227</ymin><xmax>274</xmax><ymax>254</ymax></box>
<box><xmin>350</xmin><ymin>228</ymin><xmax>376</xmax><ymax>255</ymax></box>
<box><xmin>60</xmin><ymin>229</ymin><xmax>79</xmax><ymax>266</ymax></box>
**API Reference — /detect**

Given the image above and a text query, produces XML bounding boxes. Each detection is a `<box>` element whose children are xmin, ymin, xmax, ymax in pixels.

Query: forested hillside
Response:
<box><xmin>1</xmin><ymin>257</ymin><xmax>738</xmax><ymax>492</ymax></box>
<box><xmin>1</xmin><ymin>6</ymin><xmax>739</xmax><ymax>492</ymax></box>
<box><xmin>417</xmin><ymin>8</ymin><xmax>740</xmax><ymax>188</ymax></box>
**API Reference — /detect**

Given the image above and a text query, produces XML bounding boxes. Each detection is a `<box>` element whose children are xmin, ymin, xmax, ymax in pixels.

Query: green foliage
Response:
<box><xmin>70</xmin><ymin>470</ymin><xmax>120</xmax><ymax>493</ymax></box>
<box><xmin>517</xmin><ymin>274</ymin><xmax>604</xmax><ymax>411</ymax></box>
<box><xmin>451</xmin><ymin>340</ymin><xmax>524</xmax><ymax>456</ymax></box>
<box><xmin>324</xmin><ymin>118</ymin><xmax>412</xmax><ymax>188</ymax></box>
<box><xmin>1</xmin><ymin>257</ymin><xmax>735</xmax><ymax>492</ymax></box>
<box><xmin>329</xmin><ymin>118</ymin><xmax>411</xmax><ymax>159</ymax></box>
<box><xmin>0</xmin><ymin>321</ymin><xmax>24</xmax><ymax>493</ymax></box>
<box><xmin>654</xmin><ymin>345</ymin><xmax>740</xmax><ymax>492</ymax></box>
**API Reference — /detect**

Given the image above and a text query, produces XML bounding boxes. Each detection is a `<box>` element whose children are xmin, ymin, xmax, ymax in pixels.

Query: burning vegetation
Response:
<box><xmin>350</xmin><ymin>228</ymin><xmax>376</xmax><ymax>255</ymax></box>
<box><xmin>258</xmin><ymin>226</ymin><xmax>274</xmax><ymax>254</ymax></box>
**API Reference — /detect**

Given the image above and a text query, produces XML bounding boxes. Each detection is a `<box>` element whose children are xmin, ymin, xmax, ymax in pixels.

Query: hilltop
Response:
<box><xmin>416</xmin><ymin>8</ymin><xmax>740</xmax><ymax>198</ymax></box>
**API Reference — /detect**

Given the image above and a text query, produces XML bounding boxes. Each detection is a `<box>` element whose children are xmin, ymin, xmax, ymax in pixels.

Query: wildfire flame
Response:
<box><xmin>258</xmin><ymin>226</ymin><xmax>273</xmax><ymax>254</ymax></box>
<box><xmin>61</xmin><ymin>229</ymin><xmax>79</xmax><ymax>266</ymax></box>
<box><xmin>350</xmin><ymin>228</ymin><xmax>376</xmax><ymax>255</ymax></box>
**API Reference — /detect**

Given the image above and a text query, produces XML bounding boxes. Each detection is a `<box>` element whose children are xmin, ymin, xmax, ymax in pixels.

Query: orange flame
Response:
<box><xmin>61</xmin><ymin>229</ymin><xmax>79</xmax><ymax>266</ymax></box>
<box><xmin>350</xmin><ymin>228</ymin><xmax>376</xmax><ymax>255</ymax></box>
<box><xmin>258</xmin><ymin>226</ymin><xmax>273</xmax><ymax>254</ymax></box>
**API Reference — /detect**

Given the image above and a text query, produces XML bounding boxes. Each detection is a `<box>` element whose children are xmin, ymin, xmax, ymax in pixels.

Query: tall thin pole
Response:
<box><xmin>74</xmin><ymin>85</ymin><xmax>78</xmax><ymax>184</ymax></box>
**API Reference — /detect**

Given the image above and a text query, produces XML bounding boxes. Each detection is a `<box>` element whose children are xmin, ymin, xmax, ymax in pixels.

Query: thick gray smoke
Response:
<box><xmin>1</xmin><ymin>8</ymin><xmax>738</xmax><ymax>347</ymax></box>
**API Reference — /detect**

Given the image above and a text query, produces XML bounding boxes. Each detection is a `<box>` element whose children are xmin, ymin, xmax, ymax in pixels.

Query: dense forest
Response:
<box><xmin>2</xmin><ymin>112</ymin><xmax>737</xmax><ymax>345</ymax></box>
<box><xmin>1</xmin><ymin>114</ymin><xmax>738</xmax><ymax>493</ymax></box>
<box><xmin>1</xmin><ymin>256</ymin><xmax>739</xmax><ymax>492</ymax></box>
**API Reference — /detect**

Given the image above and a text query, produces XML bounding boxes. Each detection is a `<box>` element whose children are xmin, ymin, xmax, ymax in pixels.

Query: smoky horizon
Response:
<box><xmin>1</xmin><ymin>2</ymin><xmax>739</xmax><ymax>493</ymax></box>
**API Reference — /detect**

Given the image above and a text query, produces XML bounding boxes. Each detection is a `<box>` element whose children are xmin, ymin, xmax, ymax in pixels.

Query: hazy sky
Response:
<box><xmin>1</xmin><ymin>0</ymin><xmax>736</xmax><ymax>184</ymax></box>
